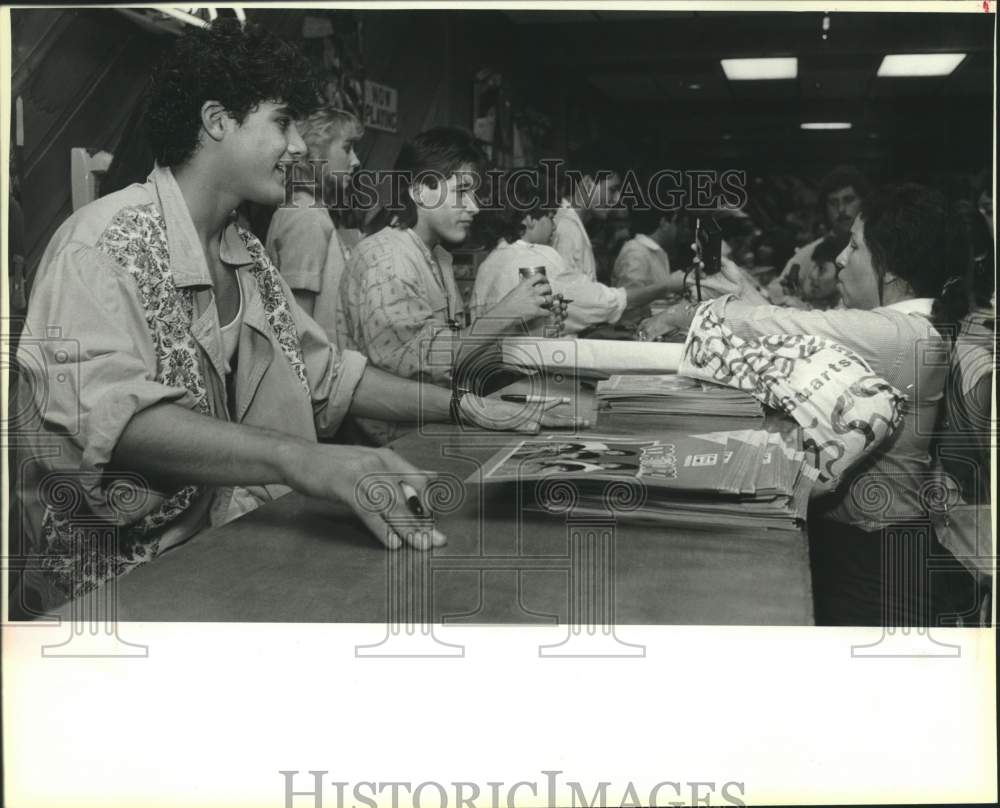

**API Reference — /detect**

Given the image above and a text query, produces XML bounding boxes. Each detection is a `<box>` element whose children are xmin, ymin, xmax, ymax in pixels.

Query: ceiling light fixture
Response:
<box><xmin>800</xmin><ymin>122</ymin><xmax>852</xmax><ymax>130</ymax></box>
<box><xmin>877</xmin><ymin>53</ymin><xmax>967</xmax><ymax>77</ymax></box>
<box><xmin>721</xmin><ymin>57</ymin><xmax>798</xmax><ymax>80</ymax></box>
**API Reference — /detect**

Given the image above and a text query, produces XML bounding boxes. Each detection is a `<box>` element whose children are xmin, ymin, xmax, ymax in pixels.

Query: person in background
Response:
<box><xmin>611</xmin><ymin>203</ymin><xmax>686</xmax><ymax>324</ymax></box>
<box><xmin>776</xmin><ymin>232</ymin><xmax>847</xmax><ymax>310</ymax></box>
<box><xmin>337</xmin><ymin>129</ymin><xmax>563</xmax><ymax>444</ymax></box>
<box><xmin>468</xmin><ymin>177</ymin><xmax>565</xmax><ymax>335</ymax></box>
<box><xmin>471</xmin><ymin>173</ymin><xmax>679</xmax><ymax>337</ymax></box>
<box><xmin>639</xmin><ymin>184</ymin><xmax>981</xmax><ymax>626</ymax></box>
<box><xmin>13</xmin><ymin>20</ymin><xmax>583</xmax><ymax>614</ymax></box>
<box><xmin>945</xmin><ymin>169</ymin><xmax>995</xmax><ymax>513</ymax></box>
<box><xmin>974</xmin><ymin>167</ymin><xmax>993</xmax><ymax>238</ymax></box>
<box><xmin>770</xmin><ymin>165</ymin><xmax>869</xmax><ymax>301</ymax></box>
<box><xmin>265</xmin><ymin>107</ymin><xmax>363</xmax><ymax>345</ymax></box>
<box><xmin>552</xmin><ymin>146</ymin><xmax>623</xmax><ymax>282</ymax></box>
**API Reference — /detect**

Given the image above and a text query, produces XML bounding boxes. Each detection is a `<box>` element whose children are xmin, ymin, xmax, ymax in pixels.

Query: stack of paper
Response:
<box><xmin>500</xmin><ymin>338</ymin><xmax>684</xmax><ymax>379</ymax></box>
<box><xmin>595</xmin><ymin>374</ymin><xmax>764</xmax><ymax>418</ymax></box>
<box><xmin>474</xmin><ymin>430</ymin><xmax>816</xmax><ymax>532</ymax></box>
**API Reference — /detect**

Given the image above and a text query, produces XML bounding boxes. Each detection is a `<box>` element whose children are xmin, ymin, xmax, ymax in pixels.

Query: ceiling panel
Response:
<box><xmin>726</xmin><ymin>78</ymin><xmax>799</xmax><ymax>101</ymax></box>
<box><xmin>587</xmin><ymin>73</ymin><xmax>664</xmax><ymax>102</ymax></box>
<box><xmin>503</xmin><ymin>11</ymin><xmax>600</xmax><ymax>25</ymax></box>
<box><xmin>798</xmin><ymin>65</ymin><xmax>875</xmax><ymax>100</ymax></box>
<box><xmin>868</xmin><ymin>76</ymin><xmax>952</xmax><ymax>98</ymax></box>
<box><xmin>648</xmin><ymin>67</ymin><xmax>730</xmax><ymax>100</ymax></box>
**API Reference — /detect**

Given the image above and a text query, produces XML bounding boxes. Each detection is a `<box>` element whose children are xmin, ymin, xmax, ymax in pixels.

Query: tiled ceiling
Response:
<box><xmin>502</xmin><ymin>10</ymin><xmax>993</xmax><ymax>105</ymax></box>
<box><xmin>506</xmin><ymin>11</ymin><xmax>996</xmax><ymax>159</ymax></box>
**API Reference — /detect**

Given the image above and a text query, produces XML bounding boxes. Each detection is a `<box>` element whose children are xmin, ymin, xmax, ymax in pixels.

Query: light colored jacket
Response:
<box><xmin>15</xmin><ymin>166</ymin><xmax>367</xmax><ymax>609</ymax></box>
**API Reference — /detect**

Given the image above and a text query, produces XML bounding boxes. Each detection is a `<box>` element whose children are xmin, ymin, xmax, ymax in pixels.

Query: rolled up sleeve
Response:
<box><xmin>549</xmin><ymin>273</ymin><xmax>628</xmax><ymax>331</ymax></box>
<box><xmin>720</xmin><ymin>297</ymin><xmax>920</xmax><ymax>380</ymax></box>
<box><xmin>20</xmin><ymin>243</ymin><xmax>196</xmax><ymax>510</ymax></box>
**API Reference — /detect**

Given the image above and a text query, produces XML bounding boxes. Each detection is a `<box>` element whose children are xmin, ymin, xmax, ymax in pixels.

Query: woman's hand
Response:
<box><xmin>459</xmin><ymin>394</ymin><xmax>590</xmax><ymax>433</ymax></box>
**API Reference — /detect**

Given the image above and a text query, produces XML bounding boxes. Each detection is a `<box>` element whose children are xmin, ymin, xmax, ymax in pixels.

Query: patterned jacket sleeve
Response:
<box><xmin>720</xmin><ymin>298</ymin><xmax>936</xmax><ymax>385</ymax></box>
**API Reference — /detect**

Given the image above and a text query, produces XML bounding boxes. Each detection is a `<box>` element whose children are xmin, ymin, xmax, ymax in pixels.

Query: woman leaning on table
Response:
<box><xmin>640</xmin><ymin>183</ymin><xmax>982</xmax><ymax>627</ymax></box>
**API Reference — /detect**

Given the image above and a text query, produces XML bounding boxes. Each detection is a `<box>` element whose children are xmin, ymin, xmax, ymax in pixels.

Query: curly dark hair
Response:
<box><xmin>144</xmin><ymin>18</ymin><xmax>321</xmax><ymax>168</ymax></box>
<box><xmin>861</xmin><ymin>183</ymin><xmax>972</xmax><ymax>336</ymax></box>
<box><xmin>471</xmin><ymin>168</ymin><xmax>550</xmax><ymax>246</ymax></box>
<box><xmin>817</xmin><ymin>165</ymin><xmax>870</xmax><ymax>207</ymax></box>
<box><xmin>810</xmin><ymin>232</ymin><xmax>849</xmax><ymax>266</ymax></box>
<box><xmin>628</xmin><ymin>196</ymin><xmax>672</xmax><ymax>237</ymax></box>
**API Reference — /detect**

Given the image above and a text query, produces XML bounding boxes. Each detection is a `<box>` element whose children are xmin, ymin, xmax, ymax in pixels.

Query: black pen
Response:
<box><xmin>399</xmin><ymin>482</ymin><xmax>426</xmax><ymax>517</ymax></box>
<box><xmin>501</xmin><ymin>394</ymin><xmax>571</xmax><ymax>404</ymax></box>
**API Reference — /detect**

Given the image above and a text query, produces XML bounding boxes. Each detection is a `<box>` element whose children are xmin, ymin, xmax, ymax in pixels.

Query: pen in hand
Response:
<box><xmin>399</xmin><ymin>481</ymin><xmax>426</xmax><ymax>517</ymax></box>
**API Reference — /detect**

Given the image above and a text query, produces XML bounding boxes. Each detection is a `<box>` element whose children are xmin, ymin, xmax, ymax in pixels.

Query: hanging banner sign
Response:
<box><xmin>363</xmin><ymin>80</ymin><xmax>399</xmax><ymax>133</ymax></box>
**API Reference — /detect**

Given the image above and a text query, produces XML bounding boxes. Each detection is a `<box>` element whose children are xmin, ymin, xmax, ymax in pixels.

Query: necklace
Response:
<box><xmin>405</xmin><ymin>228</ymin><xmax>467</xmax><ymax>330</ymax></box>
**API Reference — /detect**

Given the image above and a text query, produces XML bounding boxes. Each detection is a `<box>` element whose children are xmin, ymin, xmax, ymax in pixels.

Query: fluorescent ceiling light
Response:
<box><xmin>801</xmin><ymin>122</ymin><xmax>852</xmax><ymax>130</ymax></box>
<box><xmin>721</xmin><ymin>58</ymin><xmax>797</xmax><ymax>80</ymax></box>
<box><xmin>877</xmin><ymin>53</ymin><xmax>966</xmax><ymax>77</ymax></box>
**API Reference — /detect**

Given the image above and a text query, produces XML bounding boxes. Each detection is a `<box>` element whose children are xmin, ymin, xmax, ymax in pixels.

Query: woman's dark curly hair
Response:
<box><xmin>471</xmin><ymin>168</ymin><xmax>552</xmax><ymax>247</ymax></box>
<box><xmin>144</xmin><ymin>18</ymin><xmax>321</xmax><ymax>168</ymax></box>
<box><xmin>861</xmin><ymin>183</ymin><xmax>972</xmax><ymax>337</ymax></box>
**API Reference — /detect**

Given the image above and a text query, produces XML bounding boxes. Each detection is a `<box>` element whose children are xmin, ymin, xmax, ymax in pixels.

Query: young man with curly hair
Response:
<box><xmin>14</xmin><ymin>19</ymin><xmax>581</xmax><ymax>613</ymax></box>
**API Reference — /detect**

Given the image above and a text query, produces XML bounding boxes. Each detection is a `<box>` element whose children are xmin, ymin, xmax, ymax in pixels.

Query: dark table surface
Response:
<box><xmin>100</xmin><ymin>379</ymin><xmax>814</xmax><ymax>625</ymax></box>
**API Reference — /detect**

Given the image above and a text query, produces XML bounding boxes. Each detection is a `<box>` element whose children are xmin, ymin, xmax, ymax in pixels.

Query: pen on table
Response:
<box><xmin>500</xmin><ymin>394</ymin><xmax>572</xmax><ymax>404</ymax></box>
<box><xmin>399</xmin><ymin>482</ymin><xmax>426</xmax><ymax>517</ymax></box>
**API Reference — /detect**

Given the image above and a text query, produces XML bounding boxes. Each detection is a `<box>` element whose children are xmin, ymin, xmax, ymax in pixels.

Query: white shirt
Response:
<box><xmin>552</xmin><ymin>200</ymin><xmax>597</xmax><ymax>281</ymax></box>
<box><xmin>612</xmin><ymin>234</ymin><xmax>673</xmax><ymax>289</ymax></box>
<box><xmin>470</xmin><ymin>239</ymin><xmax>627</xmax><ymax>334</ymax></box>
<box><xmin>219</xmin><ymin>270</ymin><xmax>244</xmax><ymax>374</ymax></box>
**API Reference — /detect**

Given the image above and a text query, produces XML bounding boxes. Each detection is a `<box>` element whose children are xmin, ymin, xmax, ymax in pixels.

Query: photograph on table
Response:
<box><xmin>476</xmin><ymin>429</ymin><xmax>815</xmax><ymax>531</ymax></box>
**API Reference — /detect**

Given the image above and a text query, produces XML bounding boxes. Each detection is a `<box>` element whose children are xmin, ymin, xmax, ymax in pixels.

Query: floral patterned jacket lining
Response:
<box><xmin>39</xmin><ymin>203</ymin><xmax>310</xmax><ymax>603</ymax></box>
